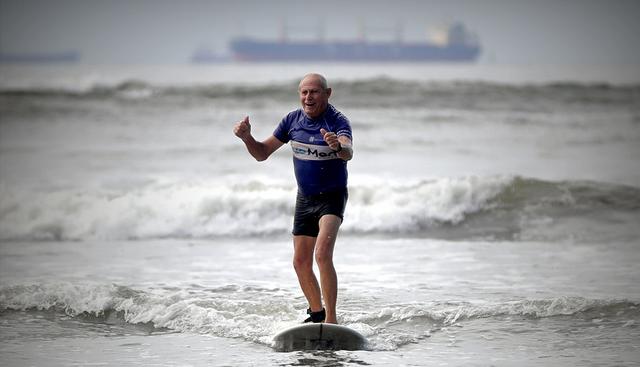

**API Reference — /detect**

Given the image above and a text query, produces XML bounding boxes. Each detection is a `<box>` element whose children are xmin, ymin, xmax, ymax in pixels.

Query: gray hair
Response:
<box><xmin>299</xmin><ymin>73</ymin><xmax>329</xmax><ymax>90</ymax></box>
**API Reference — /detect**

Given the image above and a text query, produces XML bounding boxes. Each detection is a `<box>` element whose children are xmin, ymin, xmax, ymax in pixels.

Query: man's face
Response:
<box><xmin>299</xmin><ymin>77</ymin><xmax>331</xmax><ymax>119</ymax></box>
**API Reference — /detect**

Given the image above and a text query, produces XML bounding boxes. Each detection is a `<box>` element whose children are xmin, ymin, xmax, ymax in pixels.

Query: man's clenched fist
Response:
<box><xmin>234</xmin><ymin>116</ymin><xmax>251</xmax><ymax>140</ymax></box>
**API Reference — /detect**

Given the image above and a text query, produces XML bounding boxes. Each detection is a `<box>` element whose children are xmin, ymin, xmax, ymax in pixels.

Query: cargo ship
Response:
<box><xmin>228</xmin><ymin>22</ymin><xmax>480</xmax><ymax>62</ymax></box>
<box><xmin>0</xmin><ymin>50</ymin><xmax>80</xmax><ymax>64</ymax></box>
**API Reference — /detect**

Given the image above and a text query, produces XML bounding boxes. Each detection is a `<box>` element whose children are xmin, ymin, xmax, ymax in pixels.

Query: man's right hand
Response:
<box><xmin>232</xmin><ymin>116</ymin><xmax>283</xmax><ymax>162</ymax></box>
<box><xmin>233</xmin><ymin>116</ymin><xmax>251</xmax><ymax>140</ymax></box>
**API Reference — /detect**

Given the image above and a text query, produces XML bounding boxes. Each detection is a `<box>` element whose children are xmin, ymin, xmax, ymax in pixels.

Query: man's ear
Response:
<box><xmin>325</xmin><ymin>88</ymin><xmax>332</xmax><ymax>98</ymax></box>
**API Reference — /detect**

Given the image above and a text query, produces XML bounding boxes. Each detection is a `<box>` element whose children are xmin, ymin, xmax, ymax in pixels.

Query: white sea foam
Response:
<box><xmin>2</xmin><ymin>282</ymin><xmax>637</xmax><ymax>351</ymax></box>
<box><xmin>346</xmin><ymin>175</ymin><xmax>509</xmax><ymax>233</ymax></box>
<box><xmin>2</xmin><ymin>175</ymin><xmax>638</xmax><ymax>242</ymax></box>
<box><xmin>0</xmin><ymin>176</ymin><xmax>512</xmax><ymax>241</ymax></box>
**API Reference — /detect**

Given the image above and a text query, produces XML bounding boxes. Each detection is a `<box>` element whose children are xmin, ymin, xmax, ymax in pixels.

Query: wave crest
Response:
<box><xmin>1</xmin><ymin>78</ymin><xmax>637</xmax><ymax>107</ymax></box>
<box><xmin>2</xmin><ymin>283</ymin><xmax>637</xmax><ymax>350</ymax></box>
<box><xmin>349</xmin><ymin>297</ymin><xmax>640</xmax><ymax>326</ymax></box>
<box><xmin>1</xmin><ymin>176</ymin><xmax>638</xmax><ymax>242</ymax></box>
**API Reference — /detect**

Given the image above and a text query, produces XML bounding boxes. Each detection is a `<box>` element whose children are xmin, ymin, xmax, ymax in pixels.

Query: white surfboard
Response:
<box><xmin>273</xmin><ymin>323</ymin><xmax>367</xmax><ymax>352</ymax></box>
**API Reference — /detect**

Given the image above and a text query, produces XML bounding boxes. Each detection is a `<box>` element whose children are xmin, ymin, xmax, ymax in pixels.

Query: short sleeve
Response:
<box><xmin>273</xmin><ymin>115</ymin><xmax>292</xmax><ymax>143</ymax></box>
<box><xmin>334</xmin><ymin>113</ymin><xmax>353</xmax><ymax>142</ymax></box>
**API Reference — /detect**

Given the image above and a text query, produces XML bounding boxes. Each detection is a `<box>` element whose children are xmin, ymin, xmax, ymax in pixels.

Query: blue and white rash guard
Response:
<box><xmin>273</xmin><ymin>104</ymin><xmax>352</xmax><ymax>196</ymax></box>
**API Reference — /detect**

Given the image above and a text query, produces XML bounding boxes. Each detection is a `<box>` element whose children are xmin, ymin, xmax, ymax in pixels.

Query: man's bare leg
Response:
<box><xmin>315</xmin><ymin>215</ymin><xmax>341</xmax><ymax>324</ymax></box>
<box><xmin>293</xmin><ymin>235</ymin><xmax>323</xmax><ymax>313</ymax></box>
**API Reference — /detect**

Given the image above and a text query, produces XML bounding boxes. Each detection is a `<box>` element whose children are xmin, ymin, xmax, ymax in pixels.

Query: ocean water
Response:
<box><xmin>1</xmin><ymin>63</ymin><xmax>639</xmax><ymax>366</ymax></box>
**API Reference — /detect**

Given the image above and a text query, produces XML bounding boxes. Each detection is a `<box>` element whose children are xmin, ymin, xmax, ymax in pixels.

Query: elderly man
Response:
<box><xmin>233</xmin><ymin>73</ymin><xmax>353</xmax><ymax>324</ymax></box>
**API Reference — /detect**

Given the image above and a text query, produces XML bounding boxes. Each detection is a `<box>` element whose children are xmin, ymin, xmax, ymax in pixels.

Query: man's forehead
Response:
<box><xmin>299</xmin><ymin>77</ymin><xmax>323</xmax><ymax>90</ymax></box>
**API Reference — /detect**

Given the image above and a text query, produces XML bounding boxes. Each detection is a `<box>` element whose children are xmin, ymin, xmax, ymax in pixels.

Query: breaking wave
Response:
<box><xmin>1</xmin><ymin>176</ymin><xmax>638</xmax><ymax>242</ymax></box>
<box><xmin>1</xmin><ymin>282</ymin><xmax>637</xmax><ymax>350</ymax></box>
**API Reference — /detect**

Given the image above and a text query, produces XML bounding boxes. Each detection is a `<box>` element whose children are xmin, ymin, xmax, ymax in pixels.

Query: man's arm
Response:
<box><xmin>233</xmin><ymin>116</ymin><xmax>284</xmax><ymax>161</ymax></box>
<box><xmin>320</xmin><ymin>128</ymin><xmax>353</xmax><ymax>161</ymax></box>
<box><xmin>336</xmin><ymin>135</ymin><xmax>353</xmax><ymax>161</ymax></box>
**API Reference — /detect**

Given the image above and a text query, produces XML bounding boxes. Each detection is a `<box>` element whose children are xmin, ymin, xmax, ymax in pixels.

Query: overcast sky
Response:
<box><xmin>1</xmin><ymin>0</ymin><xmax>639</xmax><ymax>64</ymax></box>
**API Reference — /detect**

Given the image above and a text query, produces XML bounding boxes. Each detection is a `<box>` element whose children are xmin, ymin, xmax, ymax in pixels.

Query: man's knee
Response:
<box><xmin>314</xmin><ymin>248</ymin><xmax>333</xmax><ymax>268</ymax></box>
<box><xmin>293</xmin><ymin>253</ymin><xmax>313</xmax><ymax>272</ymax></box>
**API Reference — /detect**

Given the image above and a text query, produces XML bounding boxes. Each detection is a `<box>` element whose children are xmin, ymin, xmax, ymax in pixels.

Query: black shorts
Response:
<box><xmin>293</xmin><ymin>188</ymin><xmax>348</xmax><ymax>237</ymax></box>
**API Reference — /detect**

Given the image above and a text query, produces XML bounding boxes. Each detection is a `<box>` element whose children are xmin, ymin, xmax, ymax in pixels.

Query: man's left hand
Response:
<box><xmin>320</xmin><ymin>128</ymin><xmax>341</xmax><ymax>151</ymax></box>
